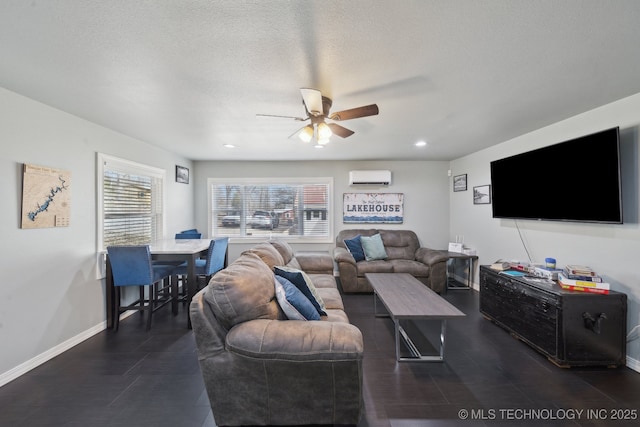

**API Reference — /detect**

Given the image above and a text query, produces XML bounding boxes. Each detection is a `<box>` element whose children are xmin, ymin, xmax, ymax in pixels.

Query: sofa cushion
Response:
<box><xmin>205</xmin><ymin>252</ymin><xmax>280</xmax><ymax>329</ymax></box>
<box><xmin>274</xmin><ymin>276</ymin><xmax>320</xmax><ymax>320</ymax></box>
<box><xmin>344</xmin><ymin>235</ymin><xmax>365</xmax><ymax>262</ymax></box>
<box><xmin>379</xmin><ymin>229</ymin><xmax>420</xmax><ymax>260</ymax></box>
<box><xmin>269</xmin><ymin>239</ymin><xmax>295</xmax><ymax>265</ymax></box>
<box><xmin>285</xmin><ymin>257</ymin><xmax>302</xmax><ymax>270</ymax></box>
<box><xmin>295</xmin><ymin>252</ymin><xmax>334</xmax><ymax>274</ymax></box>
<box><xmin>360</xmin><ymin>233</ymin><xmax>388</xmax><ymax>261</ymax></box>
<box><xmin>322</xmin><ymin>309</ymin><xmax>350</xmax><ymax>323</ymax></box>
<box><xmin>274</xmin><ymin>266</ymin><xmax>327</xmax><ymax>316</ymax></box>
<box><xmin>307</xmin><ymin>273</ymin><xmax>337</xmax><ymax>289</ymax></box>
<box><xmin>389</xmin><ymin>259</ymin><xmax>430</xmax><ymax>276</ymax></box>
<box><xmin>316</xmin><ymin>287</ymin><xmax>344</xmax><ymax>311</ymax></box>
<box><xmin>243</xmin><ymin>242</ymin><xmax>285</xmax><ymax>269</ymax></box>
<box><xmin>356</xmin><ymin>259</ymin><xmax>394</xmax><ymax>274</ymax></box>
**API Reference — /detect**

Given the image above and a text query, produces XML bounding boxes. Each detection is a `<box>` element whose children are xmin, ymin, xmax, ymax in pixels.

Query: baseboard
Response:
<box><xmin>0</xmin><ymin>321</ymin><xmax>105</xmax><ymax>387</ymax></box>
<box><xmin>626</xmin><ymin>356</ymin><xmax>640</xmax><ymax>373</ymax></box>
<box><xmin>0</xmin><ymin>311</ymin><xmax>134</xmax><ymax>388</ymax></box>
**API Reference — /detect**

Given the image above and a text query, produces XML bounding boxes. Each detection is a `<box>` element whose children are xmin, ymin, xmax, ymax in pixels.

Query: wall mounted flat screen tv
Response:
<box><xmin>490</xmin><ymin>127</ymin><xmax>622</xmax><ymax>223</ymax></box>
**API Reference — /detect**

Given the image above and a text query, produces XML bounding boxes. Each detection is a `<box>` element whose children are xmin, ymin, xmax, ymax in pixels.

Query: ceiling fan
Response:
<box><xmin>257</xmin><ymin>88</ymin><xmax>379</xmax><ymax>145</ymax></box>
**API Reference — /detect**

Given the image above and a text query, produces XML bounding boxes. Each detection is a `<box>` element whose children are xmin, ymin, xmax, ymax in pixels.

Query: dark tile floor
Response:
<box><xmin>1</xmin><ymin>289</ymin><xmax>639</xmax><ymax>426</ymax></box>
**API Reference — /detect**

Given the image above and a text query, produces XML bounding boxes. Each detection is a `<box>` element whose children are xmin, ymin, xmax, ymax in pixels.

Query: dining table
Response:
<box><xmin>105</xmin><ymin>238</ymin><xmax>220</xmax><ymax>329</ymax></box>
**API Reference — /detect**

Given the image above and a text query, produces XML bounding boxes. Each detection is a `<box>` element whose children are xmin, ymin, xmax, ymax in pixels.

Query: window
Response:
<box><xmin>97</xmin><ymin>154</ymin><xmax>165</xmax><ymax>251</ymax></box>
<box><xmin>209</xmin><ymin>178</ymin><xmax>333</xmax><ymax>242</ymax></box>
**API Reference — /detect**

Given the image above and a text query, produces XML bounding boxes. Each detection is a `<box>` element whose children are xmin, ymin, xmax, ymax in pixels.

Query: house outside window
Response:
<box><xmin>209</xmin><ymin>178</ymin><xmax>332</xmax><ymax>242</ymax></box>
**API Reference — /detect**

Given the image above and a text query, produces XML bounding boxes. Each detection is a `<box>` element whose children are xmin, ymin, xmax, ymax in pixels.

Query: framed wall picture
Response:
<box><xmin>176</xmin><ymin>165</ymin><xmax>189</xmax><ymax>184</ymax></box>
<box><xmin>453</xmin><ymin>174</ymin><xmax>467</xmax><ymax>192</ymax></box>
<box><xmin>21</xmin><ymin>163</ymin><xmax>71</xmax><ymax>229</ymax></box>
<box><xmin>473</xmin><ymin>185</ymin><xmax>491</xmax><ymax>204</ymax></box>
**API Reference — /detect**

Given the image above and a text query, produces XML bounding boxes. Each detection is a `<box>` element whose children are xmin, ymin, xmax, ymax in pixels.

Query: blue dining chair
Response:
<box><xmin>175</xmin><ymin>232</ymin><xmax>202</xmax><ymax>239</ymax></box>
<box><xmin>173</xmin><ymin>237</ymin><xmax>229</xmax><ymax>301</ymax></box>
<box><xmin>180</xmin><ymin>229</ymin><xmax>199</xmax><ymax>234</ymax></box>
<box><xmin>107</xmin><ymin>245</ymin><xmax>176</xmax><ymax>331</ymax></box>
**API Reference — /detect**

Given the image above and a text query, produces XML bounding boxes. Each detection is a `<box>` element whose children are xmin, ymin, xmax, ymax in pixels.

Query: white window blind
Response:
<box><xmin>98</xmin><ymin>154</ymin><xmax>165</xmax><ymax>250</ymax></box>
<box><xmin>209</xmin><ymin>178</ymin><xmax>332</xmax><ymax>241</ymax></box>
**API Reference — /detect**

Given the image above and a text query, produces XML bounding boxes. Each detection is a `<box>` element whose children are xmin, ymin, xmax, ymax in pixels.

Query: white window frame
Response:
<box><xmin>96</xmin><ymin>153</ymin><xmax>166</xmax><ymax>276</ymax></box>
<box><xmin>208</xmin><ymin>177</ymin><xmax>333</xmax><ymax>243</ymax></box>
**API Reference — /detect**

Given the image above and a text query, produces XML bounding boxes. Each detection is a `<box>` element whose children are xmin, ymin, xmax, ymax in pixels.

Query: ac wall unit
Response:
<box><xmin>348</xmin><ymin>170</ymin><xmax>392</xmax><ymax>186</ymax></box>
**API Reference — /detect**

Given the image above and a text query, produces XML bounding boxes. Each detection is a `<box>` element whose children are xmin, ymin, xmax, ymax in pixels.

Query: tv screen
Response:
<box><xmin>490</xmin><ymin>127</ymin><xmax>622</xmax><ymax>223</ymax></box>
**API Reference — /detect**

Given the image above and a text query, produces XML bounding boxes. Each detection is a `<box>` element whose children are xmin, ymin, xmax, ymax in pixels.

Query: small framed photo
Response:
<box><xmin>176</xmin><ymin>165</ymin><xmax>189</xmax><ymax>184</ymax></box>
<box><xmin>473</xmin><ymin>185</ymin><xmax>491</xmax><ymax>204</ymax></box>
<box><xmin>453</xmin><ymin>174</ymin><xmax>467</xmax><ymax>192</ymax></box>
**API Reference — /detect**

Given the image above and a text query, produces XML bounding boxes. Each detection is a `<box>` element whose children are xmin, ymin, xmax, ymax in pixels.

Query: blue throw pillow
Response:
<box><xmin>344</xmin><ymin>235</ymin><xmax>366</xmax><ymax>262</ymax></box>
<box><xmin>274</xmin><ymin>276</ymin><xmax>320</xmax><ymax>321</ymax></box>
<box><xmin>274</xmin><ymin>276</ymin><xmax>306</xmax><ymax>320</ymax></box>
<box><xmin>360</xmin><ymin>233</ymin><xmax>388</xmax><ymax>261</ymax></box>
<box><xmin>274</xmin><ymin>266</ymin><xmax>327</xmax><ymax>316</ymax></box>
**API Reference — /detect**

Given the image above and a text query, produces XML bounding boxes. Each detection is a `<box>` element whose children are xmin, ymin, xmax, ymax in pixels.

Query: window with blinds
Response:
<box><xmin>98</xmin><ymin>154</ymin><xmax>165</xmax><ymax>250</ymax></box>
<box><xmin>209</xmin><ymin>178</ymin><xmax>332</xmax><ymax>241</ymax></box>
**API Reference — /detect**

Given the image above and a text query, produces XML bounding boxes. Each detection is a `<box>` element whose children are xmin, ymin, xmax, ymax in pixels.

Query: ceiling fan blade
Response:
<box><xmin>300</xmin><ymin>88</ymin><xmax>323</xmax><ymax>116</ymax></box>
<box><xmin>327</xmin><ymin>123</ymin><xmax>355</xmax><ymax>138</ymax></box>
<box><xmin>256</xmin><ymin>113</ymin><xmax>307</xmax><ymax>121</ymax></box>
<box><xmin>329</xmin><ymin>104</ymin><xmax>379</xmax><ymax>121</ymax></box>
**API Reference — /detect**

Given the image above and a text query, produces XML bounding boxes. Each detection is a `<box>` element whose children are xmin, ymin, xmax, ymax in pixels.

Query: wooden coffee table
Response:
<box><xmin>366</xmin><ymin>273</ymin><xmax>465</xmax><ymax>362</ymax></box>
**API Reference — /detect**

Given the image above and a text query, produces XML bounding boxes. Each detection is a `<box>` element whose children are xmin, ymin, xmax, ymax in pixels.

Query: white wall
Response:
<box><xmin>193</xmin><ymin>160</ymin><xmax>451</xmax><ymax>260</ymax></box>
<box><xmin>0</xmin><ymin>88</ymin><xmax>195</xmax><ymax>384</ymax></box>
<box><xmin>449</xmin><ymin>92</ymin><xmax>640</xmax><ymax>367</ymax></box>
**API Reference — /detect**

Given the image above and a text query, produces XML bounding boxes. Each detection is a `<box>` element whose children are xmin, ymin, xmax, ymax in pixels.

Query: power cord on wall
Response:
<box><xmin>627</xmin><ymin>325</ymin><xmax>640</xmax><ymax>342</ymax></box>
<box><xmin>515</xmin><ymin>220</ymin><xmax>533</xmax><ymax>263</ymax></box>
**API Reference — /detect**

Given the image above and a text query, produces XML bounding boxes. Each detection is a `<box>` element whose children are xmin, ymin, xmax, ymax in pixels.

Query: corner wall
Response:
<box><xmin>449</xmin><ymin>92</ymin><xmax>640</xmax><ymax>369</ymax></box>
<box><xmin>0</xmin><ymin>87</ymin><xmax>195</xmax><ymax>385</ymax></box>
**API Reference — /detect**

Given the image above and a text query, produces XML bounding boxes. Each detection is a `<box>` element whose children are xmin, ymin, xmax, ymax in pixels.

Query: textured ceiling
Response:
<box><xmin>2</xmin><ymin>1</ymin><xmax>640</xmax><ymax>161</ymax></box>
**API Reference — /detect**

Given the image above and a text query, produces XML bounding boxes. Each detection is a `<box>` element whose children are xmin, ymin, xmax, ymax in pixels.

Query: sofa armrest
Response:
<box><xmin>227</xmin><ymin>319</ymin><xmax>364</xmax><ymax>361</ymax></box>
<box><xmin>415</xmin><ymin>247</ymin><xmax>449</xmax><ymax>267</ymax></box>
<box><xmin>415</xmin><ymin>248</ymin><xmax>449</xmax><ymax>293</ymax></box>
<box><xmin>295</xmin><ymin>252</ymin><xmax>334</xmax><ymax>275</ymax></box>
<box><xmin>333</xmin><ymin>246</ymin><xmax>356</xmax><ymax>266</ymax></box>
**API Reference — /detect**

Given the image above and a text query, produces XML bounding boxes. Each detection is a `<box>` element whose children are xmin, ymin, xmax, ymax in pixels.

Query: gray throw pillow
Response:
<box><xmin>360</xmin><ymin>233</ymin><xmax>388</xmax><ymax>261</ymax></box>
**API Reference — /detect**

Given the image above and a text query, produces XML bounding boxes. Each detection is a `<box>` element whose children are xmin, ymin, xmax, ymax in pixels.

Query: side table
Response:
<box><xmin>443</xmin><ymin>251</ymin><xmax>478</xmax><ymax>292</ymax></box>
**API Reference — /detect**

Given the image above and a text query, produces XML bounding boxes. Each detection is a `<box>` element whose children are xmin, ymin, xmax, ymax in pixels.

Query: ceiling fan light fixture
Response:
<box><xmin>317</xmin><ymin>137</ymin><xmax>330</xmax><ymax>145</ymax></box>
<box><xmin>317</xmin><ymin>122</ymin><xmax>332</xmax><ymax>139</ymax></box>
<box><xmin>298</xmin><ymin>125</ymin><xmax>314</xmax><ymax>143</ymax></box>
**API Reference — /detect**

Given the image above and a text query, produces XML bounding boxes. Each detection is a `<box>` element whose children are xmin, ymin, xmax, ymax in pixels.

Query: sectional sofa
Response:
<box><xmin>189</xmin><ymin>239</ymin><xmax>364</xmax><ymax>426</ymax></box>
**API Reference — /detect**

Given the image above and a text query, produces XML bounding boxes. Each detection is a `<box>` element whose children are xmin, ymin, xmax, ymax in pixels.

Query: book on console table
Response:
<box><xmin>558</xmin><ymin>274</ymin><xmax>610</xmax><ymax>290</ymax></box>
<box><xmin>559</xmin><ymin>284</ymin><xmax>610</xmax><ymax>295</ymax></box>
<box><xmin>513</xmin><ymin>264</ymin><xmax>535</xmax><ymax>273</ymax></box>
<box><xmin>564</xmin><ymin>264</ymin><xmax>597</xmax><ymax>276</ymax></box>
<box><xmin>562</xmin><ymin>271</ymin><xmax>604</xmax><ymax>282</ymax></box>
<box><xmin>490</xmin><ymin>260</ymin><xmax>511</xmax><ymax>271</ymax></box>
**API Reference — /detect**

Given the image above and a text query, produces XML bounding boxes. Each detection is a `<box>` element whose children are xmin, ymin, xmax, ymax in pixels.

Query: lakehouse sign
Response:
<box><xmin>343</xmin><ymin>193</ymin><xmax>404</xmax><ymax>224</ymax></box>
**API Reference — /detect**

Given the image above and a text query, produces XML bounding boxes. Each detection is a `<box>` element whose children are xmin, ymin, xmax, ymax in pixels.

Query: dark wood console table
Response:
<box><xmin>480</xmin><ymin>266</ymin><xmax>626</xmax><ymax>367</ymax></box>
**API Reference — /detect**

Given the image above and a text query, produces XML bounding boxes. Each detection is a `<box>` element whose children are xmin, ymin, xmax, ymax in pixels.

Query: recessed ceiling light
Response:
<box><xmin>415</xmin><ymin>141</ymin><xmax>427</xmax><ymax>147</ymax></box>
<box><xmin>223</xmin><ymin>144</ymin><xmax>235</xmax><ymax>148</ymax></box>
